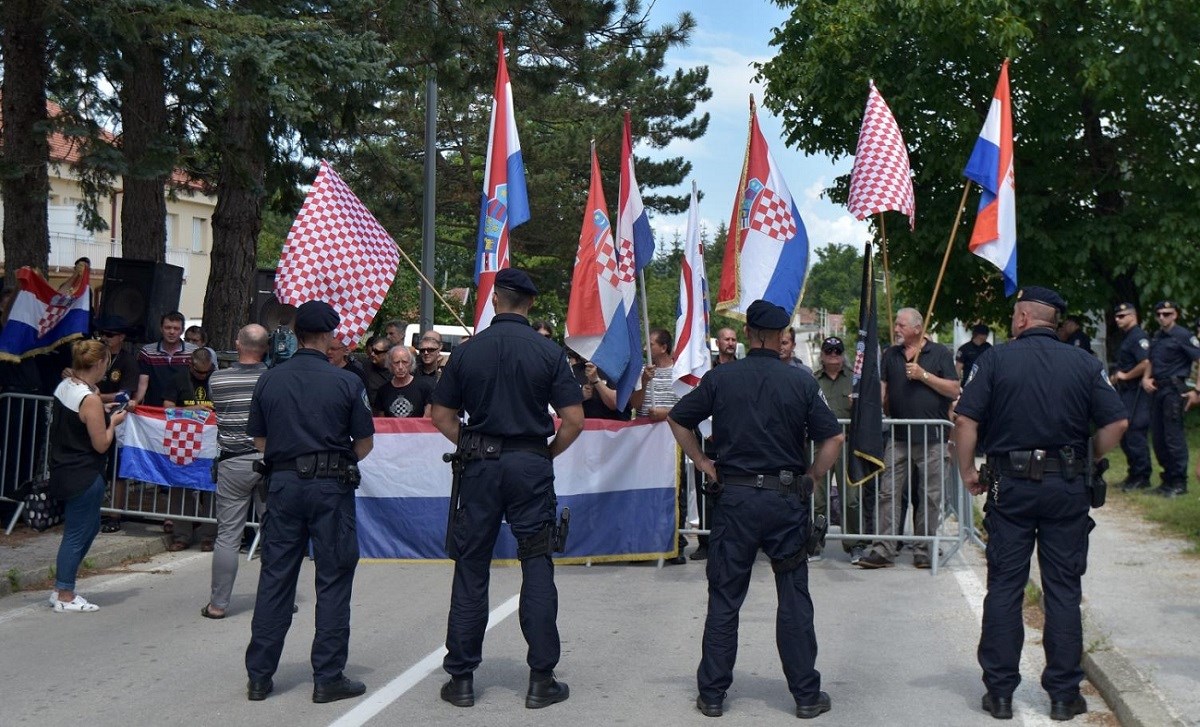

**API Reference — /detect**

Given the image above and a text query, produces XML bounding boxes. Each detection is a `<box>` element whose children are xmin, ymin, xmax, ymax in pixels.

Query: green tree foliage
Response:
<box><xmin>756</xmin><ymin>0</ymin><xmax>1200</xmax><ymax>338</ymax></box>
<box><xmin>805</xmin><ymin>243</ymin><xmax>863</xmax><ymax>314</ymax></box>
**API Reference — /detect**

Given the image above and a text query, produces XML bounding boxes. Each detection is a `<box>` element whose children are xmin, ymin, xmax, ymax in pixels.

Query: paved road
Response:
<box><xmin>0</xmin><ymin>546</ymin><xmax>1112</xmax><ymax>727</ymax></box>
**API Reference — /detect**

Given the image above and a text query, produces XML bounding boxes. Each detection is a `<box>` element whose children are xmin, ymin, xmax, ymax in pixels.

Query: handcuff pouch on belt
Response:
<box><xmin>771</xmin><ymin>513</ymin><xmax>827</xmax><ymax>574</ymax></box>
<box><xmin>516</xmin><ymin>508</ymin><xmax>571</xmax><ymax>560</ymax></box>
<box><xmin>288</xmin><ymin>452</ymin><xmax>361</xmax><ymax>488</ymax></box>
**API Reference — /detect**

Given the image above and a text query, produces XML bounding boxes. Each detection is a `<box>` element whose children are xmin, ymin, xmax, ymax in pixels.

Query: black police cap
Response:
<box><xmin>1015</xmin><ymin>286</ymin><xmax>1066</xmax><ymax>315</ymax></box>
<box><xmin>494</xmin><ymin>267</ymin><xmax>538</xmax><ymax>296</ymax></box>
<box><xmin>294</xmin><ymin>300</ymin><xmax>340</xmax><ymax>333</ymax></box>
<box><xmin>745</xmin><ymin>299</ymin><xmax>790</xmax><ymax>330</ymax></box>
<box><xmin>971</xmin><ymin>323</ymin><xmax>990</xmax><ymax>336</ymax></box>
<box><xmin>1154</xmin><ymin>300</ymin><xmax>1179</xmax><ymax>313</ymax></box>
<box><xmin>1113</xmin><ymin>302</ymin><xmax>1136</xmax><ymax>316</ymax></box>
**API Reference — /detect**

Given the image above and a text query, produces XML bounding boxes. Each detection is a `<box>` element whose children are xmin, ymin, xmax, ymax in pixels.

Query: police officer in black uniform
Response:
<box><xmin>668</xmin><ymin>300</ymin><xmax>844</xmax><ymax>720</ymax></box>
<box><xmin>1110</xmin><ymin>303</ymin><xmax>1152</xmax><ymax>490</ymax></box>
<box><xmin>953</xmin><ymin>286</ymin><xmax>1127</xmax><ymax>722</ymax></box>
<box><xmin>1142</xmin><ymin>300</ymin><xmax>1200</xmax><ymax>497</ymax></box>
<box><xmin>431</xmin><ymin>267</ymin><xmax>584</xmax><ymax>710</ymax></box>
<box><xmin>244</xmin><ymin>300</ymin><xmax>375</xmax><ymax>704</ymax></box>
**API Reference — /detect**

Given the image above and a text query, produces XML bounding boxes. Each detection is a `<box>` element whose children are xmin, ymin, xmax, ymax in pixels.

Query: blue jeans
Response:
<box><xmin>54</xmin><ymin>475</ymin><xmax>106</xmax><ymax>592</ymax></box>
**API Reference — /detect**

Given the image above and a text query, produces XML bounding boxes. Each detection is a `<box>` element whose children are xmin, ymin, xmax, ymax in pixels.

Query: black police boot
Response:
<box><xmin>696</xmin><ymin>694</ymin><xmax>723</xmax><ymax>717</ymax></box>
<box><xmin>313</xmin><ymin>676</ymin><xmax>367</xmax><ymax>704</ymax></box>
<box><xmin>982</xmin><ymin>693</ymin><xmax>1013</xmax><ymax>719</ymax></box>
<box><xmin>795</xmin><ymin>691</ymin><xmax>831</xmax><ymax>719</ymax></box>
<box><xmin>440</xmin><ymin>674</ymin><xmax>474</xmax><ymax>707</ymax></box>
<box><xmin>1154</xmin><ymin>482</ymin><xmax>1188</xmax><ymax>498</ymax></box>
<box><xmin>1120</xmin><ymin>477</ymin><xmax>1150</xmax><ymax>492</ymax></box>
<box><xmin>525</xmin><ymin>672</ymin><xmax>569</xmax><ymax>709</ymax></box>
<box><xmin>1049</xmin><ymin>694</ymin><xmax>1086</xmax><ymax>721</ymax></box>
<box><xmin>247</xmin><ymin>678</ymin><xmax>273</xmax><ymax>701</ymax></box>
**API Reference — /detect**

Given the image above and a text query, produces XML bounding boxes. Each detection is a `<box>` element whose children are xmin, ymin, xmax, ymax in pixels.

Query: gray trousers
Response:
<box><xmin>208</xmin><ymin>453</ymin><xmax>265</xmax><ymax>610</ymax></box>
<box><xmin>870</xmin><ymin>438</ymin><xmax>947</xmax><ymax>560</ymax></box>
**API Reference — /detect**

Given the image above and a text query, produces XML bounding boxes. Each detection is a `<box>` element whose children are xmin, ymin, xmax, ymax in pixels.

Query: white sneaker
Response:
<box><xmin>48</xmin><ymin>590</ymin><xmax>59</xmax><ymax>606</ymax></box>
<box><xmin>807</xmin><ymin>551</ymin><xmax>823</xmax><ymax>563</ymax></box>
<box><xmin>53</xmin><ymin>595</ymin><xmax>99</xmax><ymax>613</ymax></box>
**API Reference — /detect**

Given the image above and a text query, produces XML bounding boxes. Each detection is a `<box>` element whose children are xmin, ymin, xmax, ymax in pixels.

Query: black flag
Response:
<box><xmin>847</xmin><ymin>241</ymin><xmax>884</xmax><ymax>485</ymax></box>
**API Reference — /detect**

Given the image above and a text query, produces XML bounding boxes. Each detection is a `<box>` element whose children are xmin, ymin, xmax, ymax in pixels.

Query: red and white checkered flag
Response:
<box><xmin>847</xmin><ymin>81</ymin><xmax>915</xmax><ymax>229</ymax></box>
<box><xmin>276</xmin><ymin>160</ymin><xmax>401</xmax><ymax>345</ymax></box>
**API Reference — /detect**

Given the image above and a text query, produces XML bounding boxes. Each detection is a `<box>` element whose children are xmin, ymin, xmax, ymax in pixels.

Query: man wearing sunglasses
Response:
<box><xmin>364</xmin><ymin>335</ymin><xmax>392</xmax><ymax>404</ymax></box>
<box><xmin>1110</xmin><ymin>303</ymin><xmax>1151</xmax><ymax>491</ymax></box>
<box><xmin>1141</xmin><ymin>300</ymin><xmax>1200</xmax><ymax>497</ymax></box>
<box><xmin>415</xmin><ymin>333</ymin><xmax>444</xmax><ymax>381</ymax></box>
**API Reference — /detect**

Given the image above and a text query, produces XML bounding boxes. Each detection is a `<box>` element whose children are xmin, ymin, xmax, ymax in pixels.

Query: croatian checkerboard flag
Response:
<box><xmin>276</xmin><ymin>160</ymin><xmax>400</xmax><ymax>345</ymax></box>
<box><xmin>474</xmin><ymin>32</ymin><xmax>531</xmax><ymax>331</ymax></box>
<box><xmin>717</xmin><ymin>97</ymin><xmax>809</xmax><ymax>318</ymax></box>
<box><xmin>0</xmin><ymin>265</ymin><xmax>90</xmax><ymax>362</ymax></box>
<box><xmin>118</xmin><ymin>407</ymin><xmax>218</xmax><ymax>491</ymax></box>
<box><xmin>672</xmin><ymin>184</ymin><xmax>711</xmax><ymax>396</ymax></box>
<box><xmin>619</xmin><ymin>111</ymin><xmax>654</xmax><ymax>273</ymax></box>
<box><xmin>963</xmin><ymin>60</ymin><xmax>1017</xmax><ymax>296</ymax></box>
<box><xmin>847</xmin><ymin>81</ymin><xmax>915</xmax><ymax>230</ymax></box>
<box><xmin>565</xmin><ymin>146</ymin><xmax>641</xmax><ymax>410</ymax></box>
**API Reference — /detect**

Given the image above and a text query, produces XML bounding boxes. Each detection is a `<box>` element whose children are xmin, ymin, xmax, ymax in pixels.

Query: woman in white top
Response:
<box><xmin>48</xmin><ymin>339</ymin><xmax>127</xmax><ymax>612</ymax></box>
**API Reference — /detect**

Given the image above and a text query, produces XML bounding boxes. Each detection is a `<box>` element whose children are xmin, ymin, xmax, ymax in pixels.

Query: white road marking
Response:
<box><xmin>328</xmin><ymin>593</ymin><xmax>521</xmax><ymax>727</ymax></box>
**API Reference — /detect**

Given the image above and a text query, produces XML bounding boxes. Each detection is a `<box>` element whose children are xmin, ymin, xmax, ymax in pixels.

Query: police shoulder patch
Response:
<box><xmin>817</xmin><ymin>388</ymin><xmax>830</xmax><ymax>407</ymax></box>
<box><xmin>360</xmin><ymin>390</ymin><xmax>371</xmax><ymax>411</ymax></box>
<box><xmin>966</xmin><ymin>364</ymin><xmax>979</xmax><ymax>386</ymax></box>
<box><xmin>1139</xmin><ymin>338</ymin><xmax>1150</xmax><ymax>350</ymax></box>
<box><xmin>1100</xmin><ymin>368</ymin><xmax>1115</xmax><ymax>390</ymax></box>
<box><xmin>1191</xmin><ymin>336</ymin><xmax>1200</xmax><ymax>349</ymax></box>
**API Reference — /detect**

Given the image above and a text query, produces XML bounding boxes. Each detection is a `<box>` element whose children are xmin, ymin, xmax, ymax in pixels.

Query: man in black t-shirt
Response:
<box><xmin>857</xmin><ymin>307</ymin><xmax>960</xmax><ymax>570</ymax></box>
<box><xmin>955</xmin><ymin>324</ymin><xmax>992</xmax><ymax>386</ymax></box>
<box><xmin>374</xmin><ymin>344</ymin><xmax>434</xmax><ymax>417</ymax></box>
<box><xmin>163</xmin><ymin>348</ymin><xmax>216</xmax><ymax>409</ymax></box>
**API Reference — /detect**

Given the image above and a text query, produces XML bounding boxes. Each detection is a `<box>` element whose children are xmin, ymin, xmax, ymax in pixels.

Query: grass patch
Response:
<box><xmin>1024</xmin><ymin>581</ymin><xmax>1042</xmax><ymax>608</ymax></box>
<box><xmin>1106</xmin><ymin>417</ymin><xmax>1200</xmax><ymax>553</ymax></box>
<box><xmin>6</xmin><ymin>567</ymin><xmax>19</xmax><ymax>590</ymax></box>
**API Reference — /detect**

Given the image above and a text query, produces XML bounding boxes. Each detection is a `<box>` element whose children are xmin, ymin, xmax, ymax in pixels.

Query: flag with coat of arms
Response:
<box><xmin>565</xmin><ymin>144</ymin><xmax>642</xmax><ymax>411</ymax></box>
<box><xmin>717</xmin><ymin>96</ymin><xmax>810</xmax><ymax>318</ymax></box>
<box><xmin>963</xmin><ymin>60</ymin><xmax>1018</xmax><ymax>295</ymax></box>
<box><xmin>0</xmin><ymin>263</ymin><xmax>91</xmax><ymax>362</ymax></box>
<box><xmin>118</xmin><ymin>407</ymin><xmax>218</xmax><ymax>490</ymax></box>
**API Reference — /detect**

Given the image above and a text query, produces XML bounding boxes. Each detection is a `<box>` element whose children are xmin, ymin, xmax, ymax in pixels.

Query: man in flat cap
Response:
<box><xmin>1142</xmin><ymin>300</ymin><xmax>1200</xmax><ymax>497</ymax></box>
<box><xmin>244</xmin><ymin>300</ymin><xmax>375</xmax><ymax>704</ymax></box>
<box><xmin>1110</xmin><ymin>303</ymin><xmax>1151</xmax><ymax>490</ymax></box>
<box><xmin>954</xmin><ymin>285</ymin><xmax>1127</xmax><ymax>721</ymax></box>
<box><xmin>431</xmin><ymin>266</ymin><xmax>584</xmax><ymax>710</ymax></box>
<box><xmin>669</xmin><ymin>299</ymin><xmax>844</xmax><ymax>719</ymax></box>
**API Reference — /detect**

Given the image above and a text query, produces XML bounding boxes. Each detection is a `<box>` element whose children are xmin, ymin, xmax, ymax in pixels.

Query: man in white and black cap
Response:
<box><xmin>669</xmin><ymin>299</ymin><xmax>843</xmax><ymax>720</ymax></box>
<box><xmin>244</xmin><ymin>300</ymin><xmax>375</xmax><ymax>705</ymax></box>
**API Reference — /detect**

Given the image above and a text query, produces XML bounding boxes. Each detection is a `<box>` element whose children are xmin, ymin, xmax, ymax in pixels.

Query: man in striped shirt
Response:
<box><xmin>201</xmin><ymin>323</ymin><xmax>270</xmax><ymax>619</ymax></box>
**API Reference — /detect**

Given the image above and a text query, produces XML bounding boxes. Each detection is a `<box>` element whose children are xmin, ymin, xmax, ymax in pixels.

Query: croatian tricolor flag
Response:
<box><xmin>0</xmin><ymin>265</ymin><xmax>90</xmax><ymax>362</ymax></box>
<box><xmin>474</xmin><ymin>32</ymin><xmax>531</xmax><ymax>331</ymax></box>
<box><xmin>565</xmin><ymin>146</ymin><xmax>641</xmax><ymax>411</ymax></box>
<box><xmin>672</xmin><ymin>184</ymin><xmax>711</xmax><ymax>396</ymax></box>
<box><xmin>963</xmin><ymin>60</ymin><xmax>1017</xmax><ymax>296</ymax></box>
<box><xmin>619</xmin><ymin>111</ymin><xmax>655</xmax><ymax>273</ymax></box>
<box><xmin>118</xmin><ymin>407</ymin><xmax>218</xmax><ymax>491</ymax></box>
<box><xmin>717</xmin><ymin>97</ymin><xmax>809</xmax><ymax>317</ymax></box>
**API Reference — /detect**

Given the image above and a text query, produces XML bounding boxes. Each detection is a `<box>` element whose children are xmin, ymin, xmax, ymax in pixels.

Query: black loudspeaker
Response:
<box><xmin>98</xmin><ymin>257</ymin><xmax>184</xmax><ymax>342</ymax></box>
<box><xmin>250</xmin><ymin>268</ymin><xmax>296</xmax><ymax>330</ymax></box>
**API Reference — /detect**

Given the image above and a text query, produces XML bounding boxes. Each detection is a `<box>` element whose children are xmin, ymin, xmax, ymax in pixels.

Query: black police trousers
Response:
<box><xmin>1150</xmin><ymin>383</ymin><xmax>1188</xmax><ymax>484</ymax></box>
<box><xmin>1118</xmin><ymin>386</ymin><xmax>1151</xmax><ymax>480</ymax></box>
<box><xmin>444</xmin><ymin>451</ymin><xmax>559</xmax><ymax>677</ymax></box>
<box><xmin>698</xmin><ymin>484</ymin><xmax>819</xmax><ymax>706</ymax></box>
<box><xmin>246</xmin><ymin>472</ymin><xmax>359</xmax><ymax>685</ymax></box>
<box><xmin>979</xmin><ymin>473</ymin><xmax>1093</xmax><ymax>701</ymax></box>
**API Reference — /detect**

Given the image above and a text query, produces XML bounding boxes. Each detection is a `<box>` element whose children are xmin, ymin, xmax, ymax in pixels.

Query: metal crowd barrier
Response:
<box><xmin>679</xmin><ymin>418</ymin><xmax>979</xmax><ymax>575</ymax></box>
<box><xmin>1</xmin><ymin>393</ymin><xmax>53</xmax><ymax>534</ymax></box>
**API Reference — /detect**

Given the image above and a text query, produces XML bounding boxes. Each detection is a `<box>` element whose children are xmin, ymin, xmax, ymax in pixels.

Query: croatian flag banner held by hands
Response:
<box><xmin>565</xmin><ymin>146</ymin><xmax>641</xmax><ymax>411</ymax></box>
<box><xmin>0</xmin><ymin>264</ymin><xmax>91</xmax><ymax>362</ymax></box>
<box><xmin>717</xmin><ymin>97</ymin><xmax>810</xmax><ymax>318</ymax></box>
<box><xmin>354</xmin><ymin>418</ymin><xmax>679</xmax><ymax>561</ymax></box>
<box><xmin>847</xmin><ymin>81</ymin><xmax>916</xmax><ymax>230</ymax></box>
<box><xmin>962</xmin><ymin>60</ymin><xmax>1017</xmax><ymax>296</ymax></box>
<box><xmin>119</xmin><ymin>407</ymin><xmax>218</xmax><ymax>491</ymax></box>
<box><xmin>474</xmin><ymin>32</ymin><xmax>531</xmax><ymax>331</ymax></box>
<box><xmin>672</xmin><ymin>184</ymin><xmax>711</xmax><ymax>397</ymax></box>
<box><xmin>276</xmin><ymin>161</ymin><xmax>401</xmax><ymax>346</ymax></box>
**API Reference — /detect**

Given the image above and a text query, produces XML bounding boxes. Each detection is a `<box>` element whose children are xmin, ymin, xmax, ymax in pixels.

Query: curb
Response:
<box><xmin>1081</xmin><ymin>605</ymin><xmax>1186</xmax><ymax>727</ymax></box>
<box><xmin>1</xmin><ymin>529</ymin><xmax>169</xmax><ymax>598</ymax></box>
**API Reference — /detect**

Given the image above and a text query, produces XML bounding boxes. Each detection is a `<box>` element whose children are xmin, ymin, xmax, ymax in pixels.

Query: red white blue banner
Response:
<box><xmin>118</xmin><ymin>407</ymin><xmax>218</xmax><ymax>491</ymax></box>
<box><xmin>963</xmin><ymin>60</ymin><xmax>1017</xmax><ymax>296</ymax></box>
<box><xmin>717</xmin><ymin>97</ymin><xmax>810</xmax><ymax>318</ymax></box>
<box><xmin>474</xmin><ymin>32</ymin><xmax>531</xmax><ymax>331</ymax></box>
<box><xmin>0</xmin><ymin>266</ymin><xmax>91</xmax><ymax>362</ymax></box>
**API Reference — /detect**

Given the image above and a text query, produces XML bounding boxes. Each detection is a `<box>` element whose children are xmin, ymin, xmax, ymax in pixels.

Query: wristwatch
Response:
<box><xmin>922</xmin><ymin>371</ymin><xmax>930</xmax><ymax>381</ymax></box>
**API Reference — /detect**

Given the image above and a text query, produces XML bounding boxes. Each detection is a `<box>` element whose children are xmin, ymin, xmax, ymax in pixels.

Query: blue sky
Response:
<box><xmin>639</xmin><ymin>0</ymin><xmax>872</xmax><ymax>254</ymax></box>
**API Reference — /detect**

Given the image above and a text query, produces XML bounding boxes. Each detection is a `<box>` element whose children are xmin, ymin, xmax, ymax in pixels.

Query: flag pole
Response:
<box><xmin>638</xmin><ymin>271</ymin><xmax>652</xmax><ymax>363</ymax></box>
<box><xmin>391</xmin><ymin>240</ymin><xmax>471</xmax><ymax>330</ymax></box>
<box><xmin>923</xmin><ymin>179</ymin><xmax>973</xmax><ymax>329</ymax></box>
<box><xmin>878</xmin><ymin>213</ymin><xmax>894</xmax><ymax>330</ymax></box>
